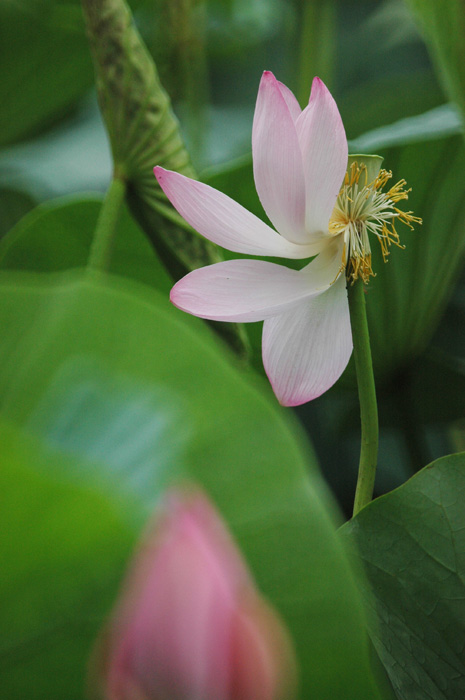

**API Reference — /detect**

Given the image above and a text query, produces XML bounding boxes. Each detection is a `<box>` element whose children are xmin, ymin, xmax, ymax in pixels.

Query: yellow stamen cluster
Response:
<box><xmin>329</xmin><ymin>162</ymin><xmax>422</xmax><ymax>284</ymax></box>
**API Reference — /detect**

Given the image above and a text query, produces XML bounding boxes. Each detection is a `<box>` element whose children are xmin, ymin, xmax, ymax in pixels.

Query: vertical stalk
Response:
<box><xmin>159</xmin><ymin>0</ymin><xmax>209</xmax><ymax>166</ymax></box>
<box><xmin>296</xmin><ymin>0</ymin><xmax>336</xmax><ymax>105</ymax></box>
<box><xmin>348</xmin><ymin>280</ymin><xmax>379</xmax><ymax>516</ymax></box>
<box><xmin>87</xmin><ymin>176</ymin><xmax>126</xmax><ymax>273</ymax></box>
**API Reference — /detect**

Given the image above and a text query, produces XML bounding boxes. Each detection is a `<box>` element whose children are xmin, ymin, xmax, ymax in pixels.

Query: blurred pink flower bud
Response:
<box><xmin>97</xmin><ymin>489</ymin><xmax>296</xmax><ymax>700</ymax></box>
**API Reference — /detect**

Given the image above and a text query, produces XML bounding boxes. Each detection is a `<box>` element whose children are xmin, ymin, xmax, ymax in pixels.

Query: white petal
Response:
<box><xmin>262</xmin><ymin>273</ymin><xmax>352</xmax><ymax>406</ymax></box>
<box><xmin>299</xmin><ymin>236</ymin><xmax>346</xmax><ymax>285</ymax></box>
<box><xmin>252</xmin><ymin>72</ymin><xmax>308</xmax><ymax>244</ymax></box>
<box><xmin>296</xmin><ymin>77</ymin><xmax>348</xmax><ymax>237</ymax></box>
<box><xmin>155</xmin><ymin>167</ymin><xmax>322</xmax><ymax>259</ymax></box>
<box><xmin>170</xmin><ymin>259</ymin><xmax>336</xmax><ymax>323</ymax></box>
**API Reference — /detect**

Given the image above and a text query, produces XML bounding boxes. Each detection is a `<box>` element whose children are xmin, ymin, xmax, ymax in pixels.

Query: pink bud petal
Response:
<box><xmin>97</xmin><ymin>489</ymin><xmax>297</xmax><ymax>700</ymax></box>
<box><xmin>229</xmin><ymin>596</ymin><xmax>297</xmax><ymax>700</ymax></box>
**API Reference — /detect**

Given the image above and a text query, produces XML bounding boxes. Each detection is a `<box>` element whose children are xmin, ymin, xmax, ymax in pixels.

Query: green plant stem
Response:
<box><xmin>159</xmin><ymin>0</ymin><xmax>208</xmax><ymax>166</ymax></box>
<box><xmin>296</xmin><ymin>0</ymin><xmax>336</xmax><ymax>105</ymax></box>
<box><xmin>348</xmin><ymin>279</ymin><xmax>379</xmax><ymax>516</ymax></box>
<box><xmin>87</xmin><ymin>176</ymin><xmax>126</xmax><ymax>272</ymax></box>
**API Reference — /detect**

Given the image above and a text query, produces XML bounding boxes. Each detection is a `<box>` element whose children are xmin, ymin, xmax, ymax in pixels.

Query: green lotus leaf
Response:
<box><xmin>0</xmin><ymin>268</ymin><xmax>382</xmax><ymax>699</ymax></box>
<box><xmin>342</xmin><ymin>452</ymin><xmax>465</xmax><ymax>699</ymax></box>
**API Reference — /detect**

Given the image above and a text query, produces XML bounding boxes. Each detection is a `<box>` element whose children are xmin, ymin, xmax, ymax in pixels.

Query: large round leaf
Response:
<box><xmin>342</xmin><ymin>452</ymin><xmax>465</xmax><ymax>699</ymax></box>
<box><xmin>0</xmin><ymin>269</ymin><xmax>382</xmax><ymax>699</ymax></box>
<box><xmin>0</xmin><ymin>189</ymin><xmax>36</xmax><ymax>239</ymax></box>
<box><xmin>0</xmin><ymin>420</ymin><xmax>134</xmax><ymax>699</ymax></box>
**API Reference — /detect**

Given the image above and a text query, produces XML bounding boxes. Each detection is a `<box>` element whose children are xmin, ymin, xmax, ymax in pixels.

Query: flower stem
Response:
<box><xmin>87</xmin><ymin>176</ymin><xmax>126</xmax><ymax>272</ymax></box>
<box><xmin>348</xmin><ymin>279</ymin><xmax>379</xmax><ymax>516</ymax></box>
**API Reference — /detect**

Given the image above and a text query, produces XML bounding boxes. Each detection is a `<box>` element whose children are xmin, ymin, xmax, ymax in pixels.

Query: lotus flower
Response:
<box><xmin>99</xmin><ymin>489</ymin><xmax>296</xmax><ymax>700</ymax></box>
<box><xmin>155</xmin><ymin>71</ymin><xmax>419</xmax><ymax>406</ymax></box>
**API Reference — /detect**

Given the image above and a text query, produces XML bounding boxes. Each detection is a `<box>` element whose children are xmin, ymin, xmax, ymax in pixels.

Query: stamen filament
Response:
<box><xmin>329</xmin><ymin>162</ymin><xmax>422</xmax><ymax>284</ymax></box>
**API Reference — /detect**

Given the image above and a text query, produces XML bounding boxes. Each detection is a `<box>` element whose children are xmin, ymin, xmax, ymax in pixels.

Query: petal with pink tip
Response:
<box><xmin>276</xmin><ymin>80</ymin><xmax>302</xmax><ymax>123</ymax></box>
<box><xmin>296</xmin><ymin>77</ymin><xmax>348</xmax><ymax>236</ymax></box>
<box><xmin>143</xmin><ymin>504</ymin><xmax>234</xmax><ymax>699</ymax></box>
<box><xmin>106</xmin><ymin>492</ymin><xmax>243</xmax><ymax>700</ymax></box>
<box><xmin>252</xmin><ymin>72</ymin><xmax>308</xmax><ymax>244</ymax></box>
<box><xmin>170</xmin><ymin>250</ymin><xmax>343</xmax><ymax>323</ymax></box>
<box><xmin>262</xmin><ymin>273</ymin><xmax>352</xmax><ymax>406</ymax></box>
<box><xmin>155</xmin><ymin>167</ymin><xmax>323</xmax><ymax>259</ymax></box>
<box><xmin>102</xmin><ymin>489</ymin><xmax>298</xmax><ymax>700</ymax></box>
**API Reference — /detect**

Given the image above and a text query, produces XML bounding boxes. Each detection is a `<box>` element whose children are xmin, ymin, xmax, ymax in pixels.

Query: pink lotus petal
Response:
<box><xmin>157</xmin><ymin>73</ymin><xmax>354</xmax><ymax>407</ymax></box>
<box><xmin>105</xmin><ymin>492</ymin><xmax>245</xmax><ymax>700</ymax></box>
<box><xmin>296</xmin><ymin>77</ymin><xmax>348</xmax><ymax>237</ymax></box>
<box><xmin>252</xmin><ymin>72</ymin><xmax>308</xmax><ymax>245</ymax></box>
<box><xmin>229</xmin><ymin>597</ymin><xmax>297</xmax><ymax>700</ymax></box>
<box><xmin>101</xmin><ymin>489</ymin><xmax>296</xmax><ymax>700</ymax></box>
<box><xmin>276</xmin><ymin>80</ymin><xmax>302</xmax><ymax>123</ymax></box>
<box><xmin>262</xmin><ymin>273</ymin><xmax>352</xmax><ymax>406</ymax></box>
<box><xmin>170</xmin><ymin>254</ymin><xmax>342</xmax><ymax>323</ymax></box>
<box><xmin>155</xmin><ymin>167</ymin><xmax>323</xmax><ymax>259</ymax></box>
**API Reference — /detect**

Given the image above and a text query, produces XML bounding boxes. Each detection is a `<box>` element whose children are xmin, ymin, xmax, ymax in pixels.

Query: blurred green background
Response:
<box><xmin>1</xmin><ymin>0</ymin><xmax>465</xmax><ymax>698</ymax></box>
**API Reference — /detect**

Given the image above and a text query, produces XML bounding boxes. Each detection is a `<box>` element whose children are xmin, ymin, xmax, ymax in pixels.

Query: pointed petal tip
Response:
<box><xmin>169</xmin><ymin>280</ymin><xmax>187</xmax><ymax>312</ymax></box>
<box><xmin>154</xmin><ymin>165</ymin><xmax>167</xmax><ymax>182</ymax></box>
<box><xmin>278</xmin><ymin>388</ymin><xmax>327</xmax><ymax>407</ymax></box>
<box><xmin>169</xmin><ymin>283</ymin><xmax>185</xmax><ymax>311</ymax></box>
<box><xmin>309</xmin><ymin>76</ymin><xmax>329</xmax><ymax>101</ymax></box>
<box><xmin>153</xmin><ymin>169</ymin><xmax>315</xmax><ymax>258</ymax></box>
<box><xmin>259</xmin><ymin>71</ymin><xmax>279</xmax><ymax>90</ymax></box>
<box><xmin>258</xmin><ymin>71</ymin><xmax>284</xmax><ymax>101</ymax></box>
<box><xmin>268</xmin><ymin>368</ymin><xmax>347</xmax><ymax>407</ymax></box>
<box><xmin>266</xmin><ymin>372</ymin><xmax>322</xmax><ymax>407</ymax></box>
